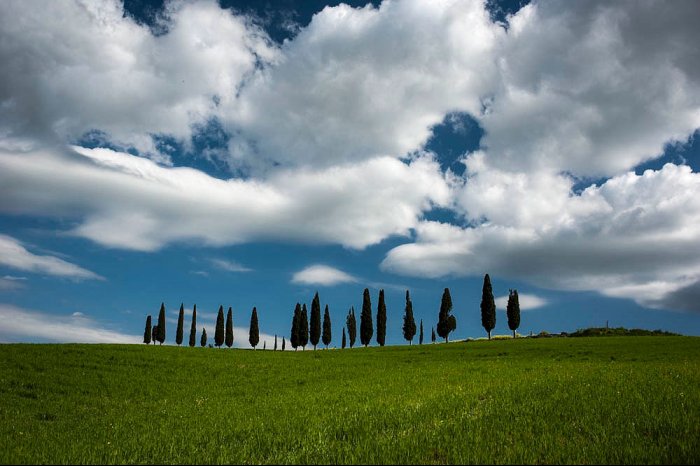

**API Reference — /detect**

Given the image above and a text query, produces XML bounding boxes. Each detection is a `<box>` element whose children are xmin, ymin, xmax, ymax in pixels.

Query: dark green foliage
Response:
<box><xmin>151</xmin><ymin>325</ymin><xmax>157</xmax><ymax>345</ymax></box>
<box><xmin>322</xmin><ymin>305</ymin><xmax>332</xmax><ymax>348</ymax></box>
<box><xmin>225</xmin><ymin>307</ymin><xmax>234</xmax><ymax>348</ymax></box>
<box><xmin>274</xmin><ymin>335</ymin><xmax>278</xmax><ymax>351</ymax></box>
<box><xmin>310</xmin><ymin>292</ymin><xmax>321</xmax><ymax>350</ymax></box>
<box><xmin>376</xmin><ymin>289</ymin><xmax>387</xmax><ymax>347</ymax></box>
<box><xmin>156</xmin><ymin>303</ymin><xmax>166</xmax><ymax>345</ymax></box>
<box><xmin>176</xmin><ymin>303</ymin><xmax>185</xmax><ymax>346</ymax></box>
<box><xmin>200</xmin><ymin>328</ymin><xmax>207</xmax><ymax>347</ymax></box>
<box><xmin>188</xmin><ymin>305</ymin><xmax>197</xmax><ymax>347</ymax></box>
<box><xmin>568</xmin><ymin>327</ymin><xmax>681</xmax><ymax>338</ymax></box>
<box><xmin>215</xmin><ymin>305</ymin><xmax>225</xmax><ymax>348</ymax></box>
<box><xmin>431</xmin><ymin>327</ymin><xmax>436</xmax><ymax>343</ymax></box>
<box><xmin>402</xmin><ymin>290</ymin><xmax>416</xmax><ymax>345</ymax></box>
<box><xmin>299</xmin><ymin>304</ymin><xmax>309</xmax><ymax>350</ymax></box>
<box><xmin>419</xmin><ymin>320</ymin><xmax>424</xmax><ymax>345</ymax></box>
<box><xmin>481</xmin><ymin>274</ymin><xmax>496</xmax><ymax>339</ymax></box>
<box><xmin>342</xmin><ymin>328</ymin><xmax>347</xmax><ymax>349</ymax></box>
<box><xmin>360</xmin><ymin>288</ymin><xmax>373</xmax><ymax>347</ymax></box>
<box><xmin>263</xmin><ymin>342</ymin><xmax>266</xmax><ymax>350</ymax></box>
<box><xmin>143</xmin><ymin>315</ymin><xmax>152</xmax><ymax>345</ymax></box>
<box><xmin>437</xmin><ymin>288</ymin><xmax>457</xmax><ymax>342</ymax></box>
<box><xmin>249</xmin><ymin>307</ymin><xmax>259</xmax><ymax>349</ymax></box>
<box><xmin>507</xmin><ymin>289</ymin><xmax>520</xmax><ymax>338</ymax></box>
<box><xmin>282</xmin><ymin>337</ymin><xmax>286</xmax><ymax>351</ymax></box>
<box><xmin>346</xmin><ymin>307</ymin><xmax>357</xmax><ymax>348</ymax></box>
<box><xmin>291</xmin><ymin>303</ymin><xmax>301</xmax><ymax>351</ymax></box>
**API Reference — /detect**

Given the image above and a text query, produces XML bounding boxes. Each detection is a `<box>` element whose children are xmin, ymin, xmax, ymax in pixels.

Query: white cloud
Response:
<box><xmin>292</xmin><ymin>264</ymin><xmax>358</xmax><ymax>286</ymax></box>
<box><xmin>0</xmin><ymin>234</ymin><xmax>103</xmax><ymax>280</ymax></box>
<box><xmin>209</xmin><ymin>258</ymin><xmax>252</xmax><ymax>273</ymax></box>
<box><xmin>0</xmin><ymin>146</ymin><xmax>450</xmax><ymax>251</ymax></box>
<box><xmin>495</xmin><ymin>294</ymin><xmax>547</xmax><ymax>311</ymax></box>
<box><xmin>0</xmin><ymin>303</ymin><xmax>140</xmax><ymax>343</ymax></box>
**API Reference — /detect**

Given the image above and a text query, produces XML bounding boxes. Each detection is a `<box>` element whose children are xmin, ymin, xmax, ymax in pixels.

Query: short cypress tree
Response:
<box><xmin>431</xmin><ymin>327</ymin><xmax>436</xmax><ymax>343</ymax></box>
<box><xmin>225</xmin><ymin>307</ymin><xmax>234</xmax><ymax>348</ymax></box>
<box><xmin>346</xmin><ymin>307</ymin><xmax>357</xmax><ymax>348</ymax></box>
<box><xmin>299</xmin><ymin>304</ymin><xmax>309</xmax><ymax>350</ymax></box>
<box><xmin>437</xmin><ymin>288</ymin><xmax>457</xmax><ymax>343</ymax></box>
<box><xmin>402</xmin><ymin>290</ymin><xmax>416</xmax><ymax>345</ymax></box>
<box><xmin>215</xmin><ymin>305</ymin><xmax>225</xmax><ymax>348</ymax></box>
<box><xmin>310</xmin><ymin>292</ymin><xmax>321</xmax><ymax>350</ymax></box>
<box><xmin>152</xmin><ymin>325</ymin><xmax>157</xmax><ymax>345</ymax></box>
<box><xmin>291</xmin><ymin>303</ymin><xmax>301</xmax><ymax>351</ymax></box>
<box><xmin>200</xmin><ymin>328</ymin><xmax>207</xmax><ymax>347</ymax></box>
<box><xmin>419</xmin><ymin>319</ymin><xmax>424</xmax><ymax>345</ymax></box>
<box><xmin>156</xmin><ymin>303</ymin><xmax>166</xmax><ymax>345</ymax></box>
<box><xmin>342</xmin><ymin>327</ymin><xmax>347</xmax><ymax>349</ymax></box>
<box><xmin>282</xmin><ymin>337</ymin><xmax>286</xmax><ymax>351</ymax></box>
<box><xmin>263</xmin><ymin>341</ymin><xmax>266</xmax><ymax>350</ymax></box>
<box><xmin>507</xmin><ymin>289</ymin><xmax>521</xmax><ymax>338</ymax></box>
<box><xmin>376</xmin><ymin>289</ymin><xmax>387</xmax><ymax>347</ymax></box>
<box><xmin>480</xmin><ymin>274</ymin><xmax>496</xmax><ymax>339</ymax></box>
<box><xmin>249</xmin><ymin>307</ymin><xmax>259</xmax><ymax>350</ymax></box>
<box><xmin>143</xmin><ymin>315</ymin><xmax>152</xmax><ymax>344</ymax></box>
<box><xmin>274</xmin><ymin>335</ymin><xmax>278</xmax><ymax>351</ymax></box>
<box><xmin>176</xmin><ymin>303</ymin><xmax>185</xmax><ymax>346</ymax></box>
<box><xmin>188</xmin><ymin>305</ymin><xmax>197</xmax><ymax>347</ymax></box>
<box><xmin>322</xmin><ymin>304</ymin><xmax>332</xmax><ymax>349</ymax></box>
<box><xmin>360</xmin><ymin>288</ymin><xmax>373</xmax><ymax>347</ymax></box>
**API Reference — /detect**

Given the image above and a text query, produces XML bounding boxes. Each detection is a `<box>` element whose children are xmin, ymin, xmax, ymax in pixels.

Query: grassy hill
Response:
<box><xmin>1</xmin><ymin>337</ymin><xmax>698</xmax><ymax>464</ymax></box>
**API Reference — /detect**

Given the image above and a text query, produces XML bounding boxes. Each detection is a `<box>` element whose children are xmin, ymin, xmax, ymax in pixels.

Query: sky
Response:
<box><xmin>1</xmin><ymin>0</ymin><xmax>700</xmax><ymax>347</ymax></box>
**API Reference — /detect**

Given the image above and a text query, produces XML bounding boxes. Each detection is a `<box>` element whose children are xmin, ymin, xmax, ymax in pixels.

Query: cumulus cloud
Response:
<box><xmin>0</xmin><ymin>304</ymin><xmax>140</xmax><ymax>343</ymax></box>
<box><xmin>292</xmin><ymin>265</ymin><xmax>358</xmax><ymax>286</ymax></box>
<box><xmin>495</xmin><ymin>293</ymin><xmax>548</xmax><ymax>311</ymax></box>
<box><xmin>0</xmin><ymin>146</ymin><xmax>450</xmax><ymax>251</ymax></box>
<box><xmin>0</xmin><ymin>234</ymin><xmax>103</xmax><ymax>280</ymax></box>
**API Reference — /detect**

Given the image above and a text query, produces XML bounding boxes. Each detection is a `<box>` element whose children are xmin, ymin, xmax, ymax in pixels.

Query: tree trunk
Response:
<box><xmin>488</xmin><ymin>330</ymin><xmax>491</xmax><ymax>340</ymax></box>
<box><xmin>513</xmin><ymin>330</ymin><xmax>516</xmax><ymax>338</ymax></box>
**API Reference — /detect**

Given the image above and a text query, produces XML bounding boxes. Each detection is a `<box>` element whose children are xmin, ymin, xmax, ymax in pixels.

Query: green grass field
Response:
<box><xmin>1</xmin><ymin>336</ymin><xmax>698</xmax><ymax>464</ymax></box>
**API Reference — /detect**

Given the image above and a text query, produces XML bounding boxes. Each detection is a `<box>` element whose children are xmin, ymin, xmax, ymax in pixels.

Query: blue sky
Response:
<box><xmin>1</xmin><ymin>0</ymin><xmax>700</xmax><ymax>346</ymax></box>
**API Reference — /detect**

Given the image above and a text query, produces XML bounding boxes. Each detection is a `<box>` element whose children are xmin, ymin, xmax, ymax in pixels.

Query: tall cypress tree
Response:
<box><xmin>215</xmin><ymin>305</ymin><xmax>225</xmax><ymax>348</ymax></box>
<box><xmin>156</xmin><ymin>302</ymin><xmax>166</xmax><ymax>345</ymax></box>
<box><xmin>507</xmin><ymin>289</ymin><xmax>521</xmax><ymax>338</ymax></box>
<box><xmin>376</xmin><ymin>289</ymin><xmax>387</xmax><ymax>347</ymax></box>
<box><xmin>188</xmin><ymin>304</ymin><xmax>197</xmax><ymax>347</ymax></box>
<box><xmin>346</xmin><ymin>307</ymin><xmax>357</xmax><ymax>348</ymax></box>
<box><xmin>291</xmin><ymin>303</ymin><xmax>301</xmax><ymax>351</ymax></box>
<box><xmin>249</xmin><ymin>307</ymin><xmax>259</xmax><ymax>349</ymax></box>
<box><xmin>225</xmin><ymin>307</ymin><xmax>234</xmax><ymax>348</ymax></box>
<box><xmin>176</xmin><ymin>303</ymin><xmax>185</xmax><ymax>346</ymax></box>
<box><xmin>437</xmin><ymin>288</ymin><xmax>457</xmax><ymax>343</ymax></box>
<box><xmin>419</xmin><ymin>319</ymin><xmax>424</xmax><ymax>345</ymax></box>
<box><xmin>143</xmin><ymin>315</ymin><xmax>152</xmax><ymax>344</ymax></box>
<box><xmin>342</xmin><ymin>327</ymin><xmax>347</xmax><ymax>349</ymax></box>
<box><xmin>274</xmin><ymin>335</ymin><xmax>278</xmax><ymax>351</ymax></box>
<box><xmin>310</xmin><ymin>292</ymin><xmax>321</xmax><ymax>350</ymax></box>
<box><xmin>480</xmin><ymin>274</ymin><xmax>496</xmax><ymax>339</ymax></box>
<box><xmin>431</xmin><ymin>327</ymin><xmax>436</xmax><ymax>343</ymax></box>
<box><xmin>200</xmin><ymin>328</ymin><xmax>207</xmax><ymax>347</ymax></box>
<box><xmin>282</xmin><ymin>337</ymin><xmax>286</xmax><ymax>351</ymax></box>
<box><xmin>322</xmin><ymin>304</ymin><xmax>332</xmax><ymax>349</ymax></box>
<box><xmin>402</xmin><ymin>290</ymin><xmax>416</xmax><ymax>345</ymax></box>
<box><xmin>360</xmin><ymin>288</ymin><xmax>373</xmax><ymax>347</ymax></box>
<box><xmin>299</xmin><ymin>304</ymin><xmax>309</xmax><ymax>350</ymax></box>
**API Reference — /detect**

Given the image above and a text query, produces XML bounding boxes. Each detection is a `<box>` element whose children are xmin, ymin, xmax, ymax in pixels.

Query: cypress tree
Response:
<box><xmin>419</xmin><ymin>319</ymin><xmax>424</xmax><ymax>345</ymax></box>
<box><xmin>215</xmin><ymin>305</ymin><xmax>225</xmax><ymax>348</ymax></box>
<box><xmin>249</xmin><ymin>307</ymin><xmax>259</xmax><ymax>350</ymax></box>
<box><xmin>156</xmin><ymin>302</ymin><xmax>166</xmax><ymax>345</ymax></box>
<box><xmin>143</xmin><ymin>315</ymin><xmax>152</xmax><ymax>344</ymax></box>
<box><xmin>263</xmin><ymin>341</ymin><xmax>266</xmax><ymax>350</ymax></box>
<box><xmin>342</xmin><ymin>327</ymin><xmax>347</xmax><ymax>349</ymax></box>
<box><xmin>274</xmin><ymin>335</ymin><xmax>278</xmax><ymax>351</ymax></box>
<box><xmin>360</xmin><ymin>288</ymin><xmax>373</xmax><ymax>347</ymax></box>
<box><xmin>282</xmin><ymin>337</ymin><xmax>286</xmax><ymax>351</ymax></box>
<box><xmin>291</xmin><ymin>303</ymin><xmax>301</xmax><ymax>351</ymax></box>
<box><xmin>507</xmin><ymin>289</ymin><xmax>521</xmax><ymax>338</ymax></box>
<box><xmin>376</xmin><ymin>289</ymin><xmax>387</xmax><ymax>347</ymax></box>
<box><xmin>346</xmin><ymin>307</ymin><xmax>357</xmax><ymax>348</ymax></box>
<box><xmin>437</xmin><ymin>288</ymin><xmax>457</xmax><ymax>343</ymax></box>
<box><xmin>402</xmin><ymin>290</ymin><xmax>416</xmax><ymax>345</ymax></box>
<box><xmin>310</xmin><ymin>292</ymin><xmax>321</xmax><ymax>350</ymax></box>
<box><xmin>322</xmin><ymin>304</ymin><xmax>332</xmax><ymax>349</ymax></box>
<box><xmin>431</xmin><ymin>327</ymin><xmax>436</xmax><ymax>343</ymax></box>
<box><xmin>480</xmin><ymin>274</ymin><xmax>496</xmax><ymax>339</ymax></box>
<box><xmin>188</xmin><ymin>305</ymin><xmax>197</xmax><ymax>347</ymax></box>
<box><xmin>152</xmin><ymin>325</ymin><xmax>157</xmax><ymax>345</ymax></box>
<box><xmin>299</xmin><ymin>304</ymin><xmax>309</xmax><ymax>350</ymax></box>
<box><xmin>225</xmin><ymin>307</ymin><xmax>234</xmax><ymax>348</ymax></box>
<box><xmin>176</xmin><ymin>303</ymin><xmax>185</xmax><ymax>346</ymax></box>
<box><xmin>200</xmin><ymin>328</ymin><xmax>207</xmax><ymax>347</ymax></box>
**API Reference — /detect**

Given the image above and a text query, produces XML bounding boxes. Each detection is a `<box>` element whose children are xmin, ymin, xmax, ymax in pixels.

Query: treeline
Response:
<box><xmin>143</xmin><ymin>273</ymin><xmax>523</xmax><ymax>349</ymax></box>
